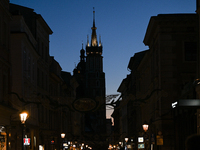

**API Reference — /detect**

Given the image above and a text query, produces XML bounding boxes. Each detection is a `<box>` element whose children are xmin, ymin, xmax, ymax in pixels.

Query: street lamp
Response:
<box><xmin>124</xmin><ymin>138</ymin><xmax>128</xmax><ymax>150</ymax></box>
<box><xmin>20</xmin><ymin>110</ymin><xmax>28</xmax><ymax>150</ymax></box>
<box><xmin>20</xmin><ymin>111</ymin><xmax>28</xmax><ymax>124</ymax></box>
<box><xmin>142</xmin><ymin>121</ymin><xmax>149</xmax><ymax>132</ymax></box>
<box><xmin>142</xmin><ymin>121</ymin><xmax>150</xmax><ymax>150</ymax></box>
<box><xmin>61</xmin><ymin>133</ymin><xmax>65</xmax><ymax>149</ymax></box>
<box><xmin>61</xmin><ymin>133</ymin><xmax>65</xmax><ymax>138</ymax></box>
<box><xmin>119</xmin><ymin>141</ymin><xmax>122</xmax><ymax>148</ymax></box>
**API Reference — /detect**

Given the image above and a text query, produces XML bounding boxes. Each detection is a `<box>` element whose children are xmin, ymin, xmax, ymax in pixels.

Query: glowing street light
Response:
<box><xmin>61</xmin><ymin>133</ymin><xmax>65</xmax><ymax>138</ymax></box>
<box><xmin>142</xmin><ymin>121</ymin><xmax>149</xmax><ymax>132</ymax></box>
<box><xmin>20</xmin><ymin>111</ymin><xmax>28</xmax><ymax>124</ymax></box>
<box><xmin>20</xmin><ymin>110</ymin><xmax>28</xmax><ymax>150</ymax></box>
<box><xmin>125</xmin><ymin>138</ymin><xmax>129</xmax><ymax>142</ymax></box>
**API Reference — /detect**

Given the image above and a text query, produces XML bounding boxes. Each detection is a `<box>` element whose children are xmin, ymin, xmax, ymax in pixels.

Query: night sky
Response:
<box><xmin>9</xmin><ymin>0</ymin><xmax>196</xmax><ymax>118</ymax></box>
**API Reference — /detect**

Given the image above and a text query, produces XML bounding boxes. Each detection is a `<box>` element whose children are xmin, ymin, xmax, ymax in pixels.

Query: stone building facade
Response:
<box><xmin>115</xmin><ymin>13</ymin><xmax>198</xmax><ymax>150</ymax></box>
<box><xmin>0</xmin><ymin>2</ymin><xmax>76</xmax><ymax>150</ymax></box>
<box><xmin>0</xmin><ymin>0</ymin><xmax>16</xmax><ymax>149</ymax></box>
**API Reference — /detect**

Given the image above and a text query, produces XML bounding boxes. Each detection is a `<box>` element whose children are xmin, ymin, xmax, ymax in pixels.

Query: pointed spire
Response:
<box><xmin>99</xmin><ymin>35</ymin><xmax>101</xmax><ymax>46</ymax></box>
<box><xmin>91</xmin><ymin>7</ymin><xmax>97</xmax><ymax>47</ymax></box>
<box><xmin>93</xmin><ymin>7</ymin><xmax>95</xmax><ymax>28</ymax></box>
<box><xmin>80</xmin><ymin>43</ymin><xmax>85</xmax><ymax>62</ymax></box>
<box><xmin>87</xmin><ymin>35</ymin><xmax>89</xmax><ymax>46</ymax></box>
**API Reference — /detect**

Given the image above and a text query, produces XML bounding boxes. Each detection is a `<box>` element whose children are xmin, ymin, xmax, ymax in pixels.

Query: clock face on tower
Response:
<box><xmin>72</xmin><ymin>98</ymin><xmax>97</xmax><ymax>112</ymax></box>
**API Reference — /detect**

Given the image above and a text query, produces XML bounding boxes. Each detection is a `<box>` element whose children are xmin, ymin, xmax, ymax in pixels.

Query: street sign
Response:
<box><xmin>24</xmin><ymin>138</ymin><xmax>30</xmax><ymax>145</ymax></box>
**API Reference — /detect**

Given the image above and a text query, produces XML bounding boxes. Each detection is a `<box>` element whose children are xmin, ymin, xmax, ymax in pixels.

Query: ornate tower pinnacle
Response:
<box><xmin>91</xmin><ymin>7</ymin><xmax>97</xmax><ymax>47</ymax></box>
<box><xmin>80</xmin><ymin>43</ymin><xmax>85</xmax><ymax>62</ymax></box>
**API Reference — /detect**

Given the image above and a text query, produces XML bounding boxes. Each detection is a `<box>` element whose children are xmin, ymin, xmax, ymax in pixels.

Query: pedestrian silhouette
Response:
<box><xmin>185</xmin><ymin>134</ymin><xmax>200</xmax><ymax>150</ymax></box>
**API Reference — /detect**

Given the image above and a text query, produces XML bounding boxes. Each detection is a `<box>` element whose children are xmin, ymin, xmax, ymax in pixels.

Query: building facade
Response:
<box><xmin>115</xmin><ymin>13</ymin><xmax>198</xmax><ymax>150</ymax></box>
<box><xmin>7</xmin><ymin>3</ymin><xmax>74</xmax><ymax>150</ymax></box>
<box><xmin>0</xmin><ymin>0</ymin><xmax>16</xmax><ymax>149</ymax></box>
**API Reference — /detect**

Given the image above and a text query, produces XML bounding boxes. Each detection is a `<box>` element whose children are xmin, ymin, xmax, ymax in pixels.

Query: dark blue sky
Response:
<box><xmin>10</xmin><ymin>0</ymin><xmax>196</xmax><ymax>118</ymax></box>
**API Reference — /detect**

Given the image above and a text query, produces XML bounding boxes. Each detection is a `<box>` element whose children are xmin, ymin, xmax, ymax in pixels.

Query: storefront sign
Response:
<box><xmin>138</xmin><ymin>143</ymin><xmax>145</xmax><ymax>149</ymax></box>
<box><xmin>138</xmin><ymin>137</ymin><xmax>144</xmax><ymax>143</ymax></box>
<box><xmin>156</xmin><ymin>135</ymin><xmax>163</xmax><ymax>145</ymax></box>
<box><xmin>172</xmin><ymin>99</ymin><xmax>200</xmax><ymax>108</ymax></box>
<box><xmin>72</xmin><ymin>98</ymin><xmax>97</xmax><ymax>112</ymax></box>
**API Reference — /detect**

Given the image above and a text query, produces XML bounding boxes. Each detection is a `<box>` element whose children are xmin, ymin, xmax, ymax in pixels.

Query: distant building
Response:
<box><xmin>72</xmin><ymin>10</ymin><xmax>107</xmax><ymax>150</ymax></box>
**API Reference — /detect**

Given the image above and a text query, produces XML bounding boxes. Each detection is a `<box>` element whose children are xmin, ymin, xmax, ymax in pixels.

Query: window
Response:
<box><xmin>184</xmin><ymin>42</ymin><xmax>197</xmax><ymax>61</ymax></box>
<box><xmin>45</xmin><ymin>75</ymin><xmax>48</xmax><ymax>90</ymax></box>
<box><xmin>96</xmin><ymin>57</ymin><xmax>100</xmax><ymax>69</ymax></box>
<box><xmin>32</xmin><ymin>61</ymin><xmax>35</xmax><ymax>82</ymax></box>
<box><xmin>0</xmin><ymin>17</ymin><xmax>2</xmax><ymax>44</ymax></box>
<box><xmin>96</xmin><ymin>80</ymin><xmax>100</xmax><ymax>87</ymax></box>
<box><xmin>96</xmin><ymin>72</ymin><xmax>99</xmax><ymax>78</ymax></box>
<box><xmin>37</xmin><ymin>38</ymin><xmax>40</xmax><ymax>53</ymax></box>
<box><xmin>2</xmin><ymin>74</ymin><xmax>8</xmax><ymax>101</ymax></box>
<box><xmin>3</xmin><ymin>21</ymin><xmax>7</xmax><ymax>48</ymax></box>
<box><xmin>41</xmin><ymin>42</ymin><xmax>44</xmax><ymax>58</ymax></box>
<box><xmin>37</xmin><ymin>68</ymin><xmax>40</xmax><ymax>86</ymax></box>
<box><xmin>23</xmin><ymin>49</ymin><xmax>27</xmax><ymax>73</ymax></box>
<box><xmin>41</xmin><ymin>71</ymin><xmax>44</xmax><ymax>88</ymax></box>
<box><xmin>28</xmin><ymin>55</ymin><xmax>31</xmax><ymax>77</ymax></box>
<box><xmin>45</xmin><ymin>46</ymin><xmax>48</xmax><ymax>62</ymax></box>
<box><xmin>90</xmin><ymin>58</ymin><xmax>94</xmax><ymax>70</ymax></box>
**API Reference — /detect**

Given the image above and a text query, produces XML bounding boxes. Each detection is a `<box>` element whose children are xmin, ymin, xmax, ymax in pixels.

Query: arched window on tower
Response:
<box><xmin>96</xmin><ymin>57</ymin><xmax>100</xmax><ymax>69</ymax></box>
<box><xmin>90</xmin><ymin>57</ymin><xmax>94</xmax><ymax>70</ymax></box>
<box><xmin>96</xmin><ymin>80</ymin><xmax>100</xmax><ymax>87</ymax></box>
<box><xmin>96</xmin><ymin>72</ymin><xmax>99</xmax><ymax>78</ymax></box>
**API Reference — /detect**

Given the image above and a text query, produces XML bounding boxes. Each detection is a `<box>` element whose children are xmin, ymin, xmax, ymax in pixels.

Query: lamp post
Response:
<box><xmin>61</xmin><ymin>133</ymin><xmax>65</xmax><ymax>150</ymax></box>
<box><xmin>142</xmin><ymin>121</ymin><xmax>149</xmax><ymax>150</ymax></box>
<box><xmin>20</xmin><ymin>110</ymin><xmax>28</xmax><ymax>150</ymax></box>
<box><xmin>81</xmin><ymin>143</ymin><xmax>84</xmax><ymax>150</ymax></box>
<box><xmin>119</xmin><ymin>142</ymin><xmax>122</xmax><ymax>150</ymax></box>
<box><xmin>142</xmin><ymin>121</ymin><xmax>149</xmax><ymax>132</ymax></box>
<box><xmin>124</xmin><ymin>138</ymin><xmax>128</xmax><ymax>150</ymax></box>
<box><xmin>61</xmin><ymin>133</ymin><xmax>65</xmax><ymax>139</ymax></box>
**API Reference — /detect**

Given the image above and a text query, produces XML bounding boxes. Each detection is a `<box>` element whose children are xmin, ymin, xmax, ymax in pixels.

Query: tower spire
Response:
<box><xmin>93</xmin><ymin>7</ymin><xmax>95</xmax><ymax>28</ymax></box>
<box><xmin>91</xmin><ymin>7</ymin><xmax>97</xmax><ymax>47</ymax></box>
<box><xmin>80</xmin><ymin>43</ymin><xmax>85</xmax><ymax>62</ymax></box>
<box><xmin>99</xmin><ymin>35</ymin><xmax>101</xmax><ymax>46</ymax></box>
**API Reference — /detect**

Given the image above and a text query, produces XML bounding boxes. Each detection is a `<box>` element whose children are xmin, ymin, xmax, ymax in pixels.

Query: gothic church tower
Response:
<box><xmin>85</xmin><ymin>9</ymin><xmax>105</xmax><ymax>99</ymax></box>
<box><xmin>73</xmin><ymin>9</ymin><xmax>106</xmax><ymax>150</ymax></box>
